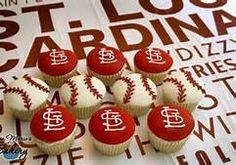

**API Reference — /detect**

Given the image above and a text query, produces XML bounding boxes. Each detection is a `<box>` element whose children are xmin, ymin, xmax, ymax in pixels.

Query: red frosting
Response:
<box><xmin>89</xmin><ymin>106</ymin><xmax>135</xmax><ymax>144</ymax></box>
<box><xmin>30</xmin><ymin>105</ymin><xmax>76</xmax><ymax>142</ymax></box>
<box><xmin>37</xmin><ymin>49</ymin><xmax>78</xmax><ymax>76</ymax></box>
<box><xmin>148</xmin><ymin>104</ymin><xmax>194</xmax><ymax>141</ymax></box>
<box><xmin>134</xmin><ymin>48</ymin><xmax>173</xmax><ymax>73</ymax></box>
<box><xmin>86</xmin><ymin>46</ymin><xmax>125</xmax><ymax>75</ymax></box>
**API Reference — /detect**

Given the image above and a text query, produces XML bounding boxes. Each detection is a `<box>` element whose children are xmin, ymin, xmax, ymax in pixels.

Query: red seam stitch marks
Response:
<box><xmin>118</xmin><ymin>77</ymin><xmax>135</xmax><ymax>104</ymax></box>
<box><xmin>65</xmin><ymin>79</ymin><xmax>79</xmax><ymax>107</ymax></box>
<box><xmin>84</xmin><ymin>75</ymin><xmax>103</xmax><ymax>100</ymax></box>
<box><xmin>182</xmin><ymin>71</ymin><xmax>206</xmax><ymax>94</ymax></box>
<box><xmin>163</xmin><ymin>77</ymin><xmax>186</xmax><ymax>103</ymax></box>
<box><xmin>140</xmin><ymin>75</ymin><xmax>157</xmax><ymax>100</ymax></box>
<box><xmin>23</xmin><ymin>75</ymin><xmax>49</xmax><ymax>93</ymax></box>
<box><xmin>3</xmin><ymin>87</ymin><xmax>32</xmax><ymax>110</ymax></box>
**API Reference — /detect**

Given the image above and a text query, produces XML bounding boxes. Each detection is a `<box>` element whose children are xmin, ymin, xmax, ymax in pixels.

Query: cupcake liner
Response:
<box><xmin>92</xmin><ymin>136</ymin><xmax>132</xmax><ymax>156</ymax></box>
<box><xmin>135</xmin><ymin>66</ymin><xmax>169</xmax><ymax>85</ymax></box>
<box><xmin>34</xmin><ymin>126</ymin><xmax>77</xmax><ymax>155</ymax></box>
<box><xmin>66</xmin><ymin>101</ymin><xmax>102</xmax><ymax>119</ymax></box>
<box><xmin>114</xmin><ymin>99</ymin><xmax>151</xmax><ymax>117</ymax></box>
<box><xmin>148</xmin><ymin>127</ymin><xmax>189</xmax><ymax>153</ymax></box>
<box><xmin>162</xmin><ymin>93</ymin><xmax>197</xmax><ymax>112</ymax></box>
<box><xmin>41</xmin><ymin>68</ymin><xmax>78</xmax><ymax>88</ymax></box>
<box><xmin>10</xmin><ymin>101</ymin><xmax>47</xmax><ymax>121</ymax></box>
<box><xmin>87</xmin><ymin>65</ymin><xmax>126</xmax><ymax>86</ymax></box>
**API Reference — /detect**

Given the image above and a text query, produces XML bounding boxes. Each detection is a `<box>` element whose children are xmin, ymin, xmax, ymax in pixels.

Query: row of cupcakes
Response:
<box><xmin>37</xmin><ymin>47</ymin><xmax>173</xmax><ymax>87</ymax></box>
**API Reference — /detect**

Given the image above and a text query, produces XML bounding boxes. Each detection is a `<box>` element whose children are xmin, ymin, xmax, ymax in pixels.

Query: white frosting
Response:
<box><xmin>112</xmin><ymin>73</ymin><xmax>157</xmax><ymax>106</ymax></box>
<box><xmin>3</xmin><ymin>77</ymin><xmax>49</xmax><ymax>111</ymax></box>
<box><xmin>60</xmin><ymin>75</ymin><xmax>106</xmax><ymax>108</ymax></box>
<box><xmin>162</xmin><ymin>71</ymin><xmax>205</xmax><ymax>104</ymax></box>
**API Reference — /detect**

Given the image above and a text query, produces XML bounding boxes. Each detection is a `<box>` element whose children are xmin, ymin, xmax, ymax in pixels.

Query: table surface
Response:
<box><xmin>0</xmin><ymin>0</ymin><xmax>235</xmax><ymax>164</ymax></box>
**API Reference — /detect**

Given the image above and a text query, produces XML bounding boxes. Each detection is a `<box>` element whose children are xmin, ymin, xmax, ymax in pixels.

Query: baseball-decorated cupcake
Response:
<box><xmin>37</xmin><ymin>49</ymin><xmax>78</xmax><ymax>87</ymax></box>
<box><xmin>112</xmin><ymin>73</ymin><xmax>157</xmax><ymax>117</ymax></box>
<box><xmin>89</xmin><ymin>106</ymin><xmax>135</xmax><ymax>155</ymax></box>
<box><xmin>162</xmin><ymin>70</ymin><xmax>206</xmax><ymax>112</ymax></box>
<box><xmin>60</xmin><ymin>74</ymin><xmax>106</xmax><ymax>118</ymax></box>
<box><xmin>147</xmin><ymin>104</ymin><xmax>194</xmax><ymax>153</ymax></box>
<box><xmin>3</xmin><ymin>75</ymin><xmax>49</xmax><ymax>121</ymax></box>
<box><xmin>134</xmin><ymin>47</ymin><xmax>173</xmax><ymax>85</ymax></box>
<box><xmin>87</xmin><ymin>46</ymin><xmax>126</xmax><ymax>86</ymax></box>
<box><xmin>30</xmin><ymin>105</ymin><xmax>77</xmax><ymax>155</ymax></box>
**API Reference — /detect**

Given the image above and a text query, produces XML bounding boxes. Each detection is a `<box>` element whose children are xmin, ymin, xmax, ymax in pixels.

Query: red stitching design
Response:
<box><xmin>65</xmin><ymin>79</ymin><xmax>79</xmax><ymax>107</ymax></box>
<box><xmin>140</xmin><ymin>75</ymin><xmax>157</xmax><ymax>100</ymax></box>
<box><xmin>163</xmin><ymin>77</ymin><xmax>186</xmax><ymax>103</ymax></box>
<box><xmin>3</xmin><ymin>87</ymin><xmax>32</xmax><ymax>110</ymax></box>
<box><xmin>84</xmin><ymin>75</ymin><xmax>103</xmax><ymax>100</ymax></box>
<box><xmin>23</xmin><ymin>75</ymin><xmax>49</xmax><ymax>93</ymax></box>
<box><xmin>118</xmin><ymin>77</ymin><xmax>135</xmax><ymax>104</ymax></box>
<box><xmin>182</xmin><ymin>71</ymin><xmax>206</xmax><ymax>94</ymax></box>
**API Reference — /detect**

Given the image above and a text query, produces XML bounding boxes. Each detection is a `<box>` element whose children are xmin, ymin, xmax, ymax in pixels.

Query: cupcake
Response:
<box><xmin>3</xmin><ymin>75</ymin><xmax>49</xmax><ymax>121</ymax></box>
<box><xmin>147</xmin><ymin>104</ymin><xmax>194</xmax><ymax>153</ymax></box>
<box><xmin>162</xmin><ymin>70</ymin><xmax>206</xmax><ymax>112</ymax></box>
<box><xmin>134</xmin><ymin>47</ymin><xmax>173</xmax><ymax>85</ymax></box>
<box><xmin>37</xmin><ymin>49</ymin><xmax>78</xmax><ymax>87</ymax></box>
<box><xmin>86</xmin><ymin>46</ymin><xmax>126</xmax><ymax>86</ymax></box>
<box><xmin>60</xmin><ymin>74</ymin><xmax>106</xmax><ymax>119</ymax></box>
<box><xmin>30</xmin><ymin>105</ymin><xmax>77</xmax><ymax>155</ymax></box>
<box><xmin>112</xmin><ymin>73</ymin><xmax>157</xmax><ymax>117</ymax></box>
<box><xmin>89</xmin><ymin>106</ymin><xmax>135</xmax><ymax>155</ymax></box>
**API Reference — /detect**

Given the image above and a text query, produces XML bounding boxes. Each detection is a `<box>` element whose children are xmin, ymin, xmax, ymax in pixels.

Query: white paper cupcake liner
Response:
<box><xmin>92</xmin><ymin>136</ymin><xmax>132</xmax><ymax>156</ymax></box>
<box><xmin>148</xmin><ymin>127</ymin><xmax>190</xmax><ymax>153</ymax></box>
<box><xmin>87</xmin><ymin>65</ymin><xmax>126</xmax><ymax>86</ymax></box>
<box><xmin>135</xmin><ymin>66</ymin><xmax>169</xmax><ymax>85</ymax></box>
<box><xmin>10</xmin><ymin>101</ymin><xmax>47</xmax><ymax>121</ymax></box>
<box><xmin>34</xmin><ymin>126</ymin><xmax>77</xmax><ymax>155</ymax></box>
<box><xmin>65</xmin><ymin>101</ymin><xmax>101</xmax><ymax>119</ymax></box>
<box><xmin>114</xmin><ymin>99</ymin><xmax>151</xmax><ymax>117</ymax></box>
<box><xmin>41</xmin><ymin>68</ymin><xmax>78</xmax><ymax>88</ymax></box>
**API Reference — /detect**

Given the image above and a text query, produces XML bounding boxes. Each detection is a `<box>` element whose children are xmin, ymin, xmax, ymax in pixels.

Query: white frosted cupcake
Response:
<box><xmin>89</xmin><ymin>106</ymin><xmax>135</xmax><ymax>155</ymax></box>
<box><xmin>60</xmin><ymin>74</ymin><xmax>106</xmax><ymax>118</ymax></box>
<box><xmin>3</xmin><ymin>75</ymin><xmax>50</xmax><ymax>121</ymax></box>
<box><xmin>112</xmin><ymin>73</ymin><xmax>157</xmax><ymax>117</ymax></box>
<box><xmin>30</xmin><ymin>105</ymin><xmax>77</xmax><ymax>155</ymax></box>
<box><xmin>147</xmin><ymin>104</ymin><xmax>194</xmax><ymax>153</ymax></box>
<box><xmin>162</xmin><ymin>71</ymin><xmax>206</xmax><ymax>112</ymax></box>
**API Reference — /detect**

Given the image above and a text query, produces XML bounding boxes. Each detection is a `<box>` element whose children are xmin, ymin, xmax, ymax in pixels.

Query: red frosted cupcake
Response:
<box><xmin>30</xmin><ymin>105</ymin><xmax>77</xmax><ymax>155</ymax></box>
<box><xmin>134</xmin><ymin>48</ymin><xmax>173</xmax><ymax>85</ymax></box>
<box><xmin>37</xmin><ymin>49</ymin><xmax>78</xmax><ymax>87</ymax></box>
<box><xmin>89</xmin><ymin>106</ymin><xmax>135</xmax><ymax>155</ymax></box>
<box><xmin>87</xmin><ymin>46</ymin><xmax>126</xmax><ymax>86</ymax></box>
<box><xmin>147</xmin><ymin>104</ymin><xmax>194</xmax><ymax>153</ymax></box>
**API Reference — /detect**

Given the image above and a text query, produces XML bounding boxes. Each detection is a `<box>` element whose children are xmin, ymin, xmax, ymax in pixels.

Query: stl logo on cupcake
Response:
<box><xmin>160</xmin><ymin>106</ymin><xmax>186</xmax><ymax>128</ymax></box>
<box><xmin>147</xmin><ymin>104</ymin><xmax>194</xmax><ymax>153</ymax></box>
<box><xmin>134</xmin><ymin>48</ymin><xmax>173</xmax><ymax>85</ymax></box>
<box><xmin>146</xmin><ymin>48</ymin><xmax>166</xmax><ymax>65</ymax></box>
<box><xmin>98</xmin><ymin>48</ymin><xmax>118</xmax><ymax>64</ymax></box>
<box><xmin>101</xmin><ymin>109</ymin><xmax>126</xmax><ymax>131</ymax></box>
<box><xmin>43</xmin><ymin>107</ymin><xmax>65</xmax><ymax>131</ymax></box>
<box><xmin>89</xmin><ymin>107</ymin><xmax>135</xmax><ymax>155</ymax></box>
<box><xmin>30</xmin><ymin>105</ymin><xmax>77</xmax><ymax>155</ymax></box>
<box><xmin>49</xmin><ymin>49</ymin><xmax>69</xmax><ymax>66</ymax></box>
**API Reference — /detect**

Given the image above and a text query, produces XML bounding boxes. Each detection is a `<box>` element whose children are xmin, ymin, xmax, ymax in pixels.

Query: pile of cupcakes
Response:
<box><xmin>3</xmin><ymin>46</ymin><xmax>206</xmax><ymax>156</ymax></box>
